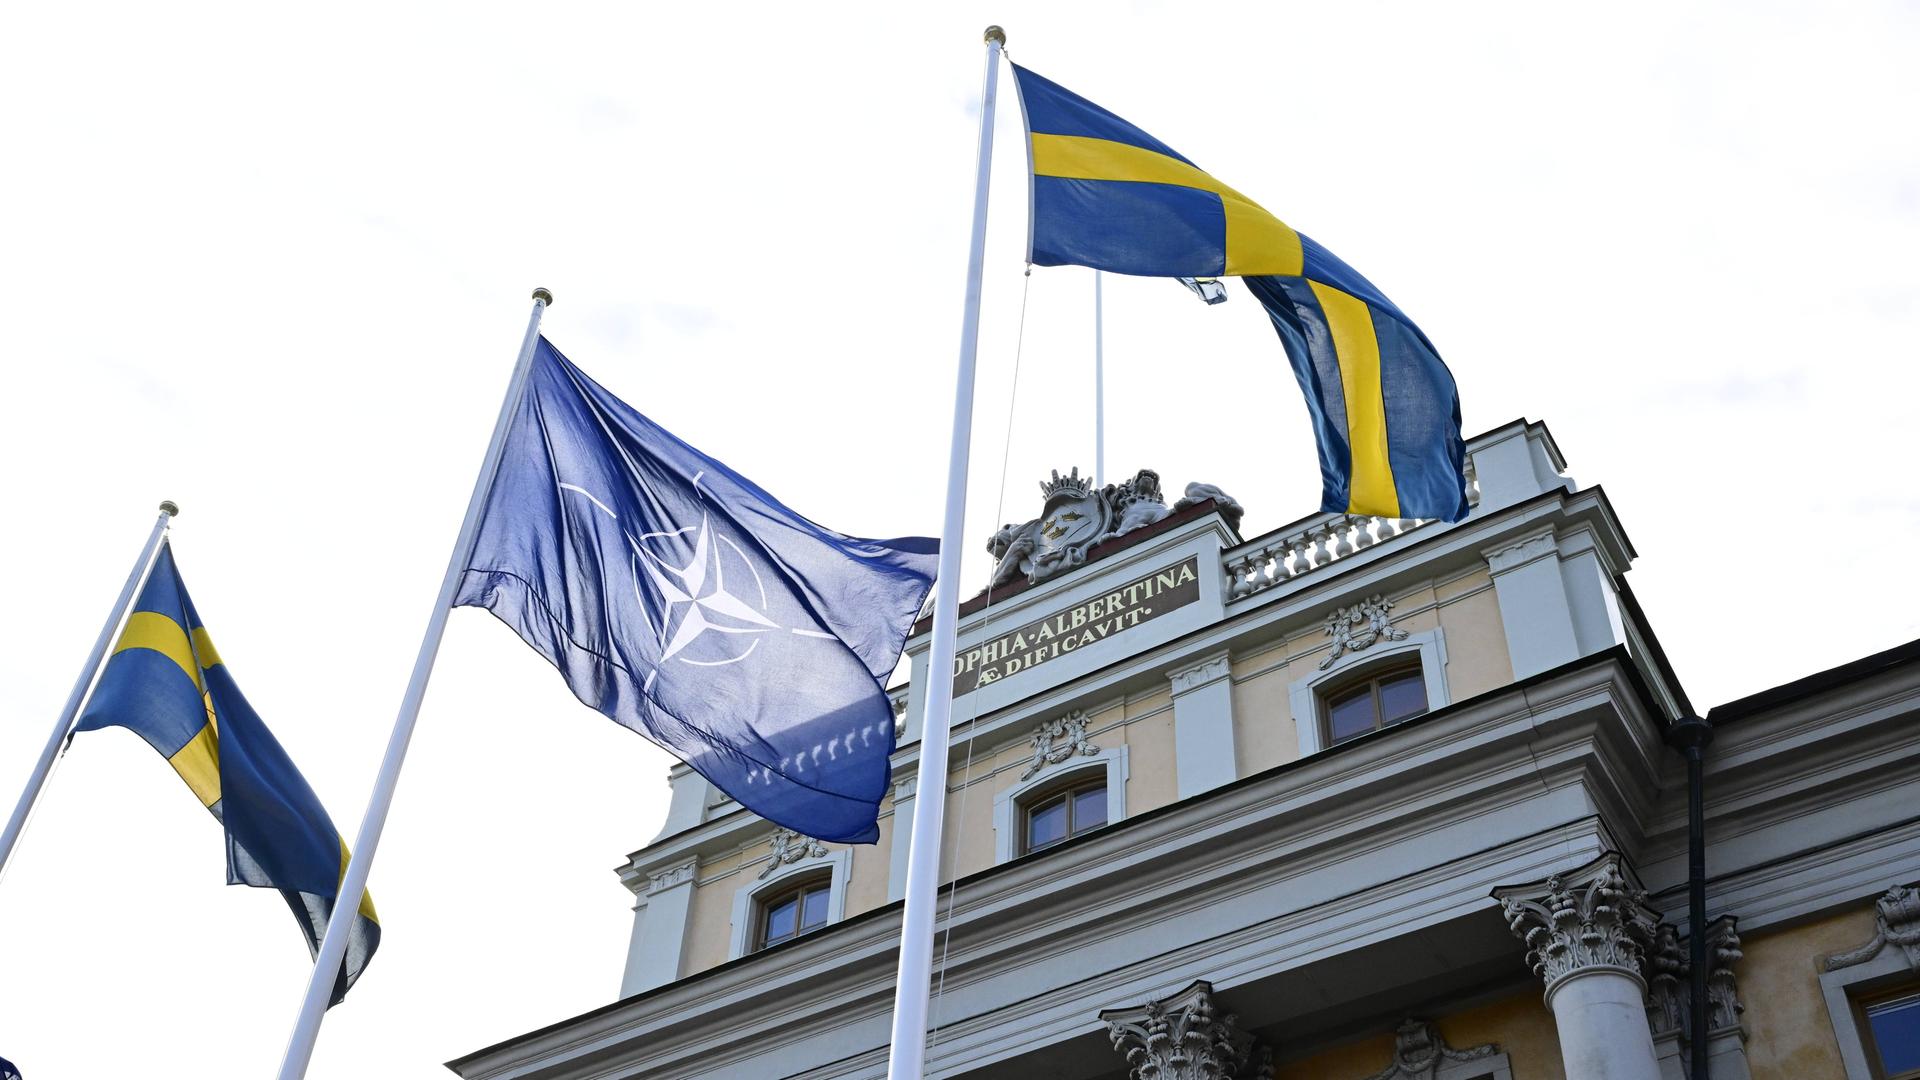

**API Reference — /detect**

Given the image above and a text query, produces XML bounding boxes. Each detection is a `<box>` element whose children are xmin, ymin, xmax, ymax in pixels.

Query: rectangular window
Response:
<box><xmin>1867</xmin><ymin>989</ymin><xmax>1920</xmax><ymax>1079</ymax></box>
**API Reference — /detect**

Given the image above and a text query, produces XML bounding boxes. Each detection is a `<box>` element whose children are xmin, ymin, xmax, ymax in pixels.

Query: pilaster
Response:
<box><xmin>1484</xmin><ymin>530</ymin><xmax>1582</xmax><ymax>679</ymax></box>
<box><xmin>619</xmin><ymin>857</ymin><xmax>697</xmax><ymax>998</ymax></box>
<box><xmin>1647</xmin><ymin>916</ymin><xmax>1751</xmax><ymax>1080</ymax></box>
<box><xmin>1169</xmin><ymin>651</ymin><xmax>1237</xmax><ymax>799</ymax></box>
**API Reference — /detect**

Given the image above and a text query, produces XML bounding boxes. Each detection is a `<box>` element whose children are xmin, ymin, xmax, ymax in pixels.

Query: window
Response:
<box><xmin>755</xmin><ymin>874</ymin><xmax>831</xmax><ymax>951</ymax></box>
<box><xmin>1863</xmin><ymin>987</ymin><xmax>1920</xmax><ymax>1079</ymax></box>
<box><xmin>1322</xmin><ymin>662</ymin><xmax>1428</xmax><ymax>745</ymax></box>
<box><xmin>1022</xmin><ymin>776</ymin><xmax>1108</xmax><ymax>854</ymax></box>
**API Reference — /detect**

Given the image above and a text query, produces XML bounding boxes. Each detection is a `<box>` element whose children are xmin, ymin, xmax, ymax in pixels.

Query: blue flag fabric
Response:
<box><xmin>74</xmin><ymin>543</ymin><xmax>379</xmax><ymax>1006</ymax></box>
<box><xmin>455</xmin><ymin>339</ymin><xmax>938</xmax><ymax>844</ymax></box>
<box><xmin>1009</xmin><ymin>62</ymin><xmax>1469</xmax><ymax>522</ymax></box>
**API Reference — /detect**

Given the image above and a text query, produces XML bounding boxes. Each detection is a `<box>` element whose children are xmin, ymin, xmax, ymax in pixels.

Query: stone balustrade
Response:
<box><xmin>1220</xmin><ymin>462</ymin><xmax>1479</xmax><ymax>602</ymax></box>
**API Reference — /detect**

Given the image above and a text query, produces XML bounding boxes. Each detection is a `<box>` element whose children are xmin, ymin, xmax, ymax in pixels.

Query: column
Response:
<box><xmin>1169</xmin><ymin>651</ymin><xmax>1236</xmax><ymax>799</ymax></box>
<box><xmin>886</xmin><ymin>774</ymin><xmax>916</xmax><ymax>903</ymax></box>
<box><xmin>619</xmin><ymin>858</ymin><xmax>696</xmax><ymax>998</ymax></box>
<box><xmin>1493</xmin><ymin>852</ymin><xmax>1663</xmax><ymax>1080</ymax></box>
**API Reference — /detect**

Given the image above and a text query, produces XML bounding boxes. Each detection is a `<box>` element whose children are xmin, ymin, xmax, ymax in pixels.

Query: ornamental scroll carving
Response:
<box><xmin>1824</xmin><ymin>883</ymin><xmax>1920</xmax><ymax>971</ymax></box>
<box><xmin>1319</xmin><ymin>594</ymin><xmax>1408</xmax><ymax>670</ymax></box>
<box><xmin>1360</xmin><ymin>1019</ymin><xmax>1499</xmax><ymax>1080</ymax></box>
<box><xmin>1100</xmin><ymin>980</ymin><xmax>1272</xmax><ymax>1080</ymax></box>
<box><xmin>757</xmin><ymin>828</ymin><xmax>829</xmax><ymax>880</ymax></box>
<box><xmin>1492</xmin><ymin>852</ymin><xmax>1659</xmax><ymax>997</ymax></box>
<box><xmin>1019</xmin><ymin>710</ymin><xmax>1101</xmax><ymax>781</ymax></box>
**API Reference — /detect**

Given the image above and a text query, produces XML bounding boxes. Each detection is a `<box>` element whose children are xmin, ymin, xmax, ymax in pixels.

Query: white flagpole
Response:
<box><xmin>274</xmin><ymin>288</ymin><xmax>552</xmax><ymax>1080</ymax></box>
<box><xmin>0</xmin><ymin>501</ymin><xmax>176</xmax><ymax>880</ymax></box>
<box><xmin>1094</xmin><ymin>270</ymin><xmax>1105</xmax><ymax>487</ymax></box>
<box><xmin>886</xmin><ymin>26</ymin><xmax>1003</xmax><ymax>1080</ymax></box>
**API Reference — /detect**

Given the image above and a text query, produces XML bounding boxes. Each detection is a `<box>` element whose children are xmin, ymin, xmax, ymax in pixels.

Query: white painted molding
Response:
<box><xmin>647</xmin><ymin>859</ymin><xmax>697</xmax><ymax>895</ymax></box>
<box><xmin>621</xmin><ymin>857</ymin><xmax>699</xmax><ymax>997</ymax></box>
<box><xmin>1290</xmin><ymin>628</ymin><xmax>1449</xmax><ymax>758</ymax></box>
<box><xmin>1484</xmin><ymin>529</ymin><xmax>1558</xmax><ymax>574</ymax></box>
<box><xmin>727</xmin><ymin>847</ymin><xmax>852</xmax><ymax>961</ymax></box>
<box><xmin>992</xmin><ymin>745</ymin><xmax>1129</xmax><ymax>864</ymax></box>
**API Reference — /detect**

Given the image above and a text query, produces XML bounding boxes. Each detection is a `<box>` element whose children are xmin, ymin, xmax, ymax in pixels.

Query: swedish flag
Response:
<box><xmin>74</xmin><ymin>543</ymin><xmax>378</xmax><ymax>1005</ymax></box>
<box><xmin>1010</xmin><ymin>63</ymin><xmax>1470</xmax><ymax>522</ymax></box>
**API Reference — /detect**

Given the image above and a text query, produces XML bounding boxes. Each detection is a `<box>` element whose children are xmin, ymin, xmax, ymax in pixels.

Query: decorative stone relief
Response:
<box><xmin>1319</xmin><ymin>594</ymin><xmax>1409</xmax><ymax>670</ymax></box>
<box><xmin>986</xmin><ymin>468</ymin><xmax>1243</xmax><ymax>588</ymax></box>
<box><xmin>1019</xmin><ymin>710</ymin><xmax>1101</xmax><ymax>781</ymax></box>
<box><xmin>1485</xmin><ymin>532</ymin><xmax>1557</xmax><ymax>574</ymax></box>
<box><xmin>1824</xmin><ymin>883</ymin><xmax>1920</xmax><ymax>971</ymax></box>
<box><xmin>1360</xmin><ymin>1019</ymin><xmax>1499</xmax><ymax>1080</ymax></box>
<box><xmin>1100</xmin><ymin>980</ymin><xmax>1272</xmax><ymax>1080</ymax></box>
<box><xmin>1492</xmin><ymin>852</ymin><xmax>1659</xmax><ymax>996</ymax></box>
<box><xmin>892</xmin><ymin>692</ymin><xmax>909</xmax><ymax>741</ymax></box>
<box><xmin>1170</xmin><ymin>654</ymin><xmax>1232</xmax><ymax>695</ymax></box>
<box><xmin>757</xmin><ymin>828</ymin><xmax>828</xmax><ymax>880</ymax></box>
<box><xmin>892</xmin><ymin>775</ymin><xmax>917</xmax><ymax>804</ymax></box>
<box><xmin>647</xmin><ymin>859</ymin><xmax>697</xmax><ymax>894</ymax></box>
<box><xmin>1646</xmin><ymin>916</ymin><xmax>1745</xmax><ymax>1039</ymax></box>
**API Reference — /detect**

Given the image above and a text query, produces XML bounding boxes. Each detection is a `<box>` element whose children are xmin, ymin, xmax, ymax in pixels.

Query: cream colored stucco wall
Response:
<box><xmin>681</xmin><ymin>843</ymin><xmax>754</xmax><ymax>977</ymax></box>
<box><xmin>1741</xmin><ymin>904</ymin><xmax>1878</xmax><ymax>1080</ymax></box>
<box><xmin>1274</xmin><ymin>988</ymin><xmax>1564</xmax><ymax>1080</ymax></box>
<box><xmin>1434</xmin><ymin>570</ymin><xmax>1513</xmax><ymax>700</ymax></box>
<box><xmin>1231</xmin><ymin>642</ymin><xmax>1297</xmax><ymax>777</ymax></box>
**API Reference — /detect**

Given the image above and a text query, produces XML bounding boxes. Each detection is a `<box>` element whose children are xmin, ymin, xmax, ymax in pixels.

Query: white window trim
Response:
<box><xmin>1819</xmin><ymin>942</ymin><xmax>1920</xmax><ymax>1079</ymax></box>
<box><xmin>1289</xmin><ymin>627</ymin><xmax>1448</xmax><ymax>758</ymax></box>
<box><xmin>992</xmin><ymin>744</ymin><xmax>1129</xmax><ymax>864</ymax></box>
<box><xmin>727</xmin><ymin>847</ymin><xmax>850</xmax><ymax>960</ymax></box>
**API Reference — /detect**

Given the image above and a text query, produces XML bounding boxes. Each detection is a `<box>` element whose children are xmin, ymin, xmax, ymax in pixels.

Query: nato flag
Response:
<box><xmin>455</xmin><ymin>340</ymin><xmax>937</xmax><ymax>843</ymax></box>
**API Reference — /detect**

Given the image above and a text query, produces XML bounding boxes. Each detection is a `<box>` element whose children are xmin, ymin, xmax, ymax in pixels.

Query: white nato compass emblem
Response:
<box><xmin>557</xmin><ymin>476</ymin><xmax>827</xmax><ymax>689</ymax></box>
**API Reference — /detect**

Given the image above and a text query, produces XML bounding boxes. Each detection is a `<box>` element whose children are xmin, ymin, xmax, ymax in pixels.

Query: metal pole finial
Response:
<box><xmin>158</xmin><ymin>500</ymin><xmax>180</xmax><ymax>517</ymax></box>
<box><xmin>531</xmin><ymin>287</ymin><xmax>554</xmax><ymax>306</ymax></box>
<box><xmin>983</xmin><ymin>25</ymin><xmax>1006</xmax><ymax>45</ymax></box>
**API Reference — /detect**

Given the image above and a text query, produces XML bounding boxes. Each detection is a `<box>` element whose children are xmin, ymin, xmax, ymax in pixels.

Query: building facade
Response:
<box><xmin>450</xmin><ymin>419</ymin><xmax>1920</xmax><ymax>1080</ymax></box>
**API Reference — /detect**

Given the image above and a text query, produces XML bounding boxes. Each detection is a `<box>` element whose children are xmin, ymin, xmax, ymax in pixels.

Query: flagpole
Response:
<box><xmin>274</xmin><ymin>288</ymin><xmax>552</xmax><ymax>1080</ymax></box>
<box><xmin>886</xmin><ymin>27</ymin><xmax>1003</xmax><ymax>1080</ymax></box>
<box><xmin>0</xmin><ymin>501</ymin><xmax>176</xmax><ymax>880</ymax></box>
<box><xmin>1094</xmin><ymin>270</ymin><xmax>1105</xmax><ymax>487</ymax></box>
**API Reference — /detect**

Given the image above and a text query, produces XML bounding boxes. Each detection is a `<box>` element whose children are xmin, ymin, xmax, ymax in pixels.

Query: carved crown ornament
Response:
<box><xmin>1491</xmin><ymin>852</ymin><xmax>1660</xmax><ymax>998</ymax></box>
<box><xmin>1361</xmin><ymin>1019</ymin><xmax>1499</xmax><ymax>1080</ymax></box>
<box><xmin>986</xmin><ymin>468</ymin><xmax>1244</xmax><ymax>590</ymax></box>
<box><xmin>757</xmin><ymin>827</ymin><xmax>829</xmax><ymax>880</ymax></box>
<box><xmin>1319</xmin><ymin>594</ymin><xmax>1409</xmax><ymax>670</ymax></box>
<box><xmin>1100</xmin><ymin>980</ymin><xmax>1273</xmax><ymax>1080</ymax></box>
<box><xmin>1825</xmin><ymin>883</ymin><xmax>1920</xmax><ymax>971</ymax></box>
<box><xmin>1019</xmin><ymin>710</ymin><xmax>1101</xmax><ymax>782</ymax></box>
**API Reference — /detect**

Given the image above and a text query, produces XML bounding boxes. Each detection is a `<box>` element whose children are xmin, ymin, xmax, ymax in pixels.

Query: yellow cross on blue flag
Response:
<box><xmin>1009</xmin><ymin>63</ymin><xmax>1470</xmax><ymax>522</ymax></box>
<box><xmin>75</xmin><ymin>542</ymin><xmax>379</xmax><ymax>1006</ymax></box>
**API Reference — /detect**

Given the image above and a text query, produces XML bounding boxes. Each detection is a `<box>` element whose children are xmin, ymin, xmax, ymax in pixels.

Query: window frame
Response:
<box><xmin>992</xmin><ymin>744</ymin><xmax>1129</xmax><ymax>864</ymax></box>
<box><xmin>752</xmin><ymin>872</ymin><xmax>834</xmax><ymax>951</ymax></box>
<box><xmin>1321</xmin><ymin>659</ymin><xmax>1430</xmax><ymax>746</ymax></box>
<box><xmin>1288</xmin><ymin>627</ymin><xmax>1449</xmax><ymax>759</ymax></box>
<box><xmin>1819</xmin><ymin>920</ymin><xmax>1920</xmax><ymax>1079</ymax></box>
<box><xmin>1018</xmin><ymin>772</ymin><xmax>1111</xmax><ymax>856</ymax></box>
<box><xmin>728</xmin><ymin>846</ymin><xmax>851</xmax><ymax>960</ymax></box>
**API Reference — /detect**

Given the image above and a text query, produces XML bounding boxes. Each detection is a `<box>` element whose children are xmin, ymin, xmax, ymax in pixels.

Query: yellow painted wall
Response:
<box><xmin>1124</xmin><ymin>706</ymin><xmax>1179</xmax><ymax>816</ymax></box>
<box><xmin>1231</xmin><ymin>649</ymin><xmax>1297</xmax><ymax>777</ymax></box>
<box><xmin>843</xmin><ymin>808</ymin><xmax>893</xmax><ymax>919</ymax></box>
<box><xmin>1435</xmin><ymin>572</ymin><xmax>1513</xmax><ymax>701</ymax></box>
<box><xmin>1274</xmin><ymin>988</ymin><xmax>1564</xmax><ymax>1080</ymax></box>
<box><xmin>681</xmin><ymin>843</ymin><xmax>753</xmax><ymax>976</ymax></box>
<box><xmin>1741</xmin><ymin>904</ymin><xmax>1879</xmax><ymax>1080</ymax></box>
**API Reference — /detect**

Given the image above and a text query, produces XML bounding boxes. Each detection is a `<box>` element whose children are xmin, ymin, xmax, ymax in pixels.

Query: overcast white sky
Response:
<box><xmin>2</xmin><ymin>2</ymin><xmax>1917</xmax><ymax>1077</ymax></box>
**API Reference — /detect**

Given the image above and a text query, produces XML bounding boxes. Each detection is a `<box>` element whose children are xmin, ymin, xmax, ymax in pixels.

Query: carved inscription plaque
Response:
<box><xmin>952</xmin><ymin>557</ymin><xmax>1201</xmax><ymax>696</ymax></box>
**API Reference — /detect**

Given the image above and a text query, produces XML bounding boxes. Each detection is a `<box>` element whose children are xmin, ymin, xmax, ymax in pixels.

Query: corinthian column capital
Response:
<box><xmin>1492</xmin><ymin>852</ymin><xmax>1660</xmax><ymax>1000</ymax></box>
